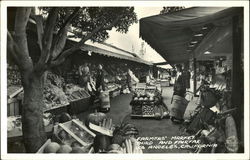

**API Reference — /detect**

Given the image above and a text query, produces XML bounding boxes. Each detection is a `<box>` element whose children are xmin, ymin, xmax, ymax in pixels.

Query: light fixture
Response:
<box><xmin>204</xmin><ymin>51</ymin><xmax>211</xmax><ymax>55</ymax></box>
<box><xmin>202</xmin><ymin>26</ymin><xmax>208</xmax><ymax>30</ymax></box>
<box><xmin>190</xmin><ymin>41</ymin><xmax>198</xmax><ymax>44</ymax></box>
<box><xmin>88</xmin><ymin>51</ymin><xmax>92</xmax><ymax>56</ymax></box>
<box><xmin>189</xmin><ymin>44</ymin><xmax>195</xmax><ymax>47</ymax></box>
<box><xmin>194</xmin><ymin>33</ymin><xmax>203</xmax><ymax>37</ymax></box>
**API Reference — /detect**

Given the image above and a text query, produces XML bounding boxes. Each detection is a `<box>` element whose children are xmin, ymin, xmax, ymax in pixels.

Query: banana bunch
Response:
<box><xmin>121</xmin><ymin>138</ymin><xmax>143</xmax><ymax>154</ymax></box>
<box><xmin>98</xmin><ymin>118</ymin><xmax>113</xmax><ymax>130</ymax></box>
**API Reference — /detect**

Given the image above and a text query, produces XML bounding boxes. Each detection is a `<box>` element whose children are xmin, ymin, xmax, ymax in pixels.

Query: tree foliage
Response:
<box><xmin>41</xmin><ymin>7</ymin><xmax>137</xmax><ymax>42</ymax></box>
<box><xmin>160</xmin><ymin>7</ymin><xmax>185</xmax><ymax>14</ymax></box>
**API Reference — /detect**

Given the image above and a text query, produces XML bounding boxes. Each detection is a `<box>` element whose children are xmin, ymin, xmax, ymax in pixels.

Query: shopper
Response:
<box><xmin>127</xmin><ymin>69</ymin><xmax>132</xmax><ymax>91</ymax></box>
<box><xmin>96</xmin><ymin>64</ymin><xmax>105</xmax><ymax>93</ymax></box>
<box><xmin>183</xmin><ymin>67</ymin><xmax>191</xmax><ymax>90</ymax></box>
<box><xmin>173</xmin><ymin>64</ymin><xmax>186</xmax><ymax>98</ymax></box>
<box><xmin>78</xmin><ymin>63</ymin><xmax>90</xmax><ymax>90</ymax></box>
<box><xmin>170</xmin><ymin>64</ymin><xmax>188</xmax><ymax>124</ymax></box>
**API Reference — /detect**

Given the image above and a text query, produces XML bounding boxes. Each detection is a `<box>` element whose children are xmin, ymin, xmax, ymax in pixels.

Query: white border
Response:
<box><xmin>1</xmin><ymin>1</ymin><xmax>249</xmax><ymax>160</ymax></box>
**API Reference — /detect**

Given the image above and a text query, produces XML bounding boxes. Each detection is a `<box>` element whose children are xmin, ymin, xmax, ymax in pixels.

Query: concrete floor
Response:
<box><xmin>105</xmin><ymin>86</ymin><xmax>199</xmax><ymax>153</ymax></box>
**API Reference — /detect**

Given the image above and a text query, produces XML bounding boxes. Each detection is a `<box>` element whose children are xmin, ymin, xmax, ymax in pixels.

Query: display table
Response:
<box><xmin>130</xmin><ymin>85</ymin><xmax>167</xmax><ymax>119</ymax></box>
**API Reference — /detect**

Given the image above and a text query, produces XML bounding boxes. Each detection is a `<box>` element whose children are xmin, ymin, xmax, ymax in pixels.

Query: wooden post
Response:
<box><xmin>193</xmin><ymin>58</ymin><xmax>197</xmax><ymax>95</ymax></box>
<box><xmin>231</xmin><ymin>15</ymin><xmax>243</xmax><ymax>147</ymax></box>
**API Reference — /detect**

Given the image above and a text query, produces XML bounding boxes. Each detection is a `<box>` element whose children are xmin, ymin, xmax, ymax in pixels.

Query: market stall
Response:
<box><xmin>130</xmin><ymin>83</ymin><xmax>168</xmax><ymax>119</ymax></box>
<box><xmin>139</xmin><ymin>7</ymin><xmax>244</xmax><ymax>153</ymax></box>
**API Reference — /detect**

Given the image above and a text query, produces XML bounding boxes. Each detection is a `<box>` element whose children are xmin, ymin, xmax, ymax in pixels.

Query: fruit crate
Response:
<box><xmin>160</xmin><ymin>80</ymin><xmax>170</xmax><ymax>87</ymax></box>
<box><xmin>7</xmin><ymin>98</ymin><xmax>22</xmax><ymax>116</ymax></box>
<box><xmin>131</xmin><ymin>104</ymin><xmax>155</xmax><ymax>118</ymax></box>
<box><xmin>53</xmin><ymin>119</ymin><xmax>96</xmax><ymax>148</ymax></box>
<box><xmin>7</xmin><ymin>86</ymin><xmax>23</xmax><ymax>116</ymax></box>
<box><xmin>36</xmin><ymin>138</ymin><xmax>94</xmax><ymax>153</ymax></box>
<box><xmin>68</xmin><ymin>90</ymin><xmax>91</xmax><ymax>114</ymax></box>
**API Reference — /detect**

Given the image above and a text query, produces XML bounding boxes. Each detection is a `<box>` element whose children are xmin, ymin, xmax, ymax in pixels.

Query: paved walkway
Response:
<box><xmin>105</xmin><ymin>86</ymin><xmax>199</xmax><ymax>153</ymax></box>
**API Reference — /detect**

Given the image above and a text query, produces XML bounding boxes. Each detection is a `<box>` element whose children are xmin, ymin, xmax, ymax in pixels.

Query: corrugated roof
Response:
<box><xmin>68</xmin><ymin>38</ymin><xmax>152</xmax><ymax>65</ymax></box>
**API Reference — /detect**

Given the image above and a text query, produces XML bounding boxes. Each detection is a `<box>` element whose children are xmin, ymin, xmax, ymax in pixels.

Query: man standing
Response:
<box><xmin>95</xmin><ymin>64</ymin><xmax>105</xmax><ymax>93</ymax></box>
<box><xmin>79</xmin><ymin>63</ymin><xmax>90</xmax><ymax>90</ymax></box>
<box><xmin>170</xmin><ymin>64</ymin><xmax>188</xmax><ymax>123</ymax></box>
<box><xmin>173</xmin><ymin>64</ymin><xmax>186</xmax><ymax>98</ymax></box>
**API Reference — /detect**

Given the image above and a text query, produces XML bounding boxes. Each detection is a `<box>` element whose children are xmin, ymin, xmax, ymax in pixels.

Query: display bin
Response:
<box><xmin>68</xmin><ymin>97</ymin><xmax>91</xmax><ymax>114</ymax></box>
<box><xmin>110</xmin><ymin>88</ymin><xmax>120</xmax><ymax>98</ymax></box>
<box><xmin>7</xmin><ymin>98</ymin><xmax>22</xmax><ymax>116</ymax></box>
<box><xmin>37</xmin><ymin>138</ymin><xmax>94</xmax><ymax>153</ymax></box>
<box><xmin>44</xmin><ymin>103</ymin><xmax>69</xmax><ymax>115</ymax></box>
<box><xmin>160</xmin><ymin>80</ymin><xmax>170</xmax><ymax>87</ymax></box>
<box><xmin>52</xmin><ymin>119</ymin><xmax>95</xmax><ymax>153</ymax></box>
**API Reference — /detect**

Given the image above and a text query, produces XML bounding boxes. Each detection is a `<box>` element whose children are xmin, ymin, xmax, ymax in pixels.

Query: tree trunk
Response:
<box><xmin>21</xmin><ymin>71</ymin><xmax>47</xmax><ymax>153</ymax></box>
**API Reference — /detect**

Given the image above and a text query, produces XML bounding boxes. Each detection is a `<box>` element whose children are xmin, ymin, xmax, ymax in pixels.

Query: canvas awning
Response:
<box><xmin>67</xmin><ymin>38</ymin><xmax>152</xmax><ymax>65</ymax></box>
<box><xmin>140</xmin><ymin>7</ymin><xmax>243</xmax><ymax>64</ymax></box>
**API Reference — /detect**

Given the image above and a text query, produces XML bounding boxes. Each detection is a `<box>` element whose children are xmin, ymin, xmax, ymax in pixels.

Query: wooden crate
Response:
<box><xmin>160</xmin><ymin>80</ymin><xmax>170</xmax><ymax>87</ymax></box>
<box><xmin>54</xmin><ymin>119</ymin><xmax>96</xmax><ymax>147</ymax></box>
<box><xmin>68</xmin><ymin>97</ymin><xmax>90</xmax><ymax>114</ymax></box>
<box><xmin>7</xmin><ymin>98</ymin><xmax>21</xmax><ymax>116</ymax></box>
<box><xmin>36</xmin><ymin>138</ymin><xmax>94</xmax><ymax>153</ymax></box>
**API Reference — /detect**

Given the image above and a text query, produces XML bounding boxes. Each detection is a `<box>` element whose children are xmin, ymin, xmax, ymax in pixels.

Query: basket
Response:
<box><xmin>170</xmin><ymin>95</ymin><xmax>189</xmax><ymax>120</ymax></box>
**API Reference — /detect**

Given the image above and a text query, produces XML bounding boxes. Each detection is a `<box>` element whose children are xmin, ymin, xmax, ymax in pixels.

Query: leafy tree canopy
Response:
<box><xmin>160</xmin><ymin>7</ymin><xmax>185</xmax><ymax>14</ymax></box>
<box><xmin>40</xmin><ymin>7</ymin><xmax>137</xmax><ymax>42</ymax></box>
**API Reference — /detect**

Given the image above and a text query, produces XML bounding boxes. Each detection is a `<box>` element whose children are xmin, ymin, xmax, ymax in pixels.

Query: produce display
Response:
<box><xmin>131</xmin><ymin>85</ymin><xmax>169</xmax><ymax>119</ymax></box>
<box><xmin>120</xmin><ymin>137</ymin><xmax>143</xmax><ymax>154</ymax></box>
<box><xmin>8</xmin><ymin>113</ymin><xmax>53</xmax><ymax>132</ymax></box>
<box><xmin>85</xmin><ymin>111</ymin><xmax>107</xmax><ymax>130</ymax></box>
<box><xmin>70</xmin><ymin>124</ymin><xmax>94</xmax><ymax>144</ymax></box>
<box><xmin>131</xmin><ymin>105</ymin><xmax>142</xmax><ymax>115</ymax></box>
<box><xmin>106</xmin><ymin>83</ymin><xmax>120</xmax><ymax>91</ymax></box>
<box><xmin>54</xmin><ymin>120</ymin><xmax>95</xmax><ymax>150</ymax></box>
<box><xmin>46</xmin><ymin>71</ymin><xmax>65</xmax><ymax>88</ymax></box>
<box><xmin>112</xmin><ymin>123</ymin><xmax>139</xmax><ymax>146</ymax></box>
<box><xmin>7</xmin><ymin>65</ymin><xmax>21</xmax><ymax>87</ymax></box>
<box><xmin>43</xmin><ymin>83</ymin><xmax>69</xmax><ymax>111</ymax></box>
<box><xmin>64</xmin><ymin>83</ymin><xmax>83</xmax><ymax>95</ymax></box>
<box><xmin>40</xmin><ymin>140</ymin><xmax>92</xmax><ymax>153</ymax></box>
<box><xmin>67</xmin><ymin>90</ymin><xmax>90</xmax><ymax>101</ymax></box>
<box><xmin>7</xmin><ymin>116</ymin><xmax>22</xmax><ymax>132</ymax></box>
<box><xmin>142</xmin><ymin>104</ymin><xmax>155</xmax><ymax>116</ymax></box>
<box><xmin>91</xmin><ymin>120</ymin><xmax>142</xmax><ymax>154</ymax></box>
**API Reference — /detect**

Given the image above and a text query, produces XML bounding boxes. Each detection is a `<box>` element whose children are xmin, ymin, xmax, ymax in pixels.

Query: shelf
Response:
<box><xmin>131</xmin><ymin>114</ymin><xmax>155</xmax><ymax>118</ymax></box>
<box><xmin>43</xmin><ymin>103</ymin><xmax>70</xmax><ymax>112</ymax></box>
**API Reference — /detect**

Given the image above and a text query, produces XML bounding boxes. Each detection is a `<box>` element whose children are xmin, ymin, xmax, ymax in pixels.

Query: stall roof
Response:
<box><xmin>140</xmin><ymin>7</ymin><xmax>243</xmax><ymax>64</ymax></box>
<box><xmin>68</xmin><ymin>38</ymin><xmax>152</xmax><ymax>65</ymax></box>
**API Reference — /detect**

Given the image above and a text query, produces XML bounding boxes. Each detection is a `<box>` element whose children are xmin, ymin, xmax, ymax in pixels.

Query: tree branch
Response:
<box><xmin>50</xmin><ymin>46</ymin><xmax>79</xmax><ymax>67</ymax></box>
<box><xmin>7</xmin><ymin>31</ymin><xmax>21</xmax><ymax>66</ymax></box>
<box><xmin>30</xmin><ymin>15</ymin><xmax>44</xmax><ymax>51</ymax></box>
<box><xmin>34</xmin><ymin>8</ymin><xmax>59</xmax><ymax>72</ymax></box>
<box><xmin>57</xmin><ymin>7</ymin><xmax>80</xmax><ymax>37</ymax></box>
<box><xmin>50</xmin><ymin>7</ymin><xmax>80</xmax><ymax>60</ymax></box>
<box><xmin>50</xmin><ymin>15</ymin><xmax>124</xmax><ymax>67</ymax></box>
<box><xmin>13</xmin><ymin>7</ymin><xmax>34</xmax><ymax>72</ymax></box>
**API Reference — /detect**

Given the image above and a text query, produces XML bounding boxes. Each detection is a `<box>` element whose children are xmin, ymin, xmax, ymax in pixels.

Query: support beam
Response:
<box><xmin>193</xmin><ymin>57</ymin><xmax>197</xmax><ymax>96</ymax></box>
<box><xmin>231</xmin><ymin>15</ymin><xmax>243</xmax><ymax>150</ymax></box>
